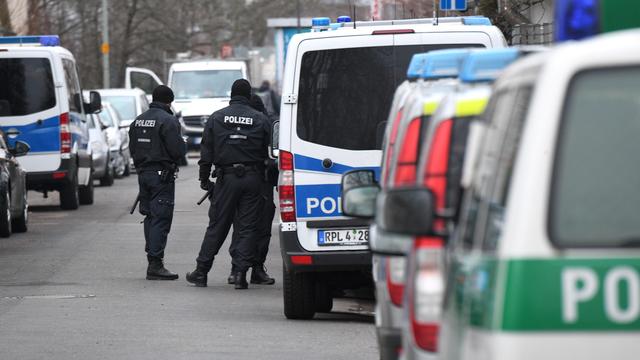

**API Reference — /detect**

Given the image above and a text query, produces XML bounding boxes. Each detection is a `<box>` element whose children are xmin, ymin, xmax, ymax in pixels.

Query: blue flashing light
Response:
<box><xmin>459</xmin><ymin>48</ymin><xmax>520</xmax><ymax>83</ymax></box>
<box><xmin>462</xmin><ymin>16</ymin><xmax>492</xmax><ymax>26</ymax></box>
<box><xmin>0</xmin><ymin>35</ymin><xmax>60</xmax><ymax>46</ymax></box>
<box><xmin>337</xmin><ymin>16</ymin><xmax>352</xmax><ymax>23</ymax></box>
<box><xmin>406</xmin><ymin>53</ymin><xmax>429</xmax><ymax>80</ymax></box>
<box><xmin>555</xmin><ymin>0</ymin><xmax>600</xmax><ymax>42</ymax></box>
<box><xmin>312</xmin><ymin>17</ymin><xmax>331</xmax><ymax>28</ymax></box>
<box><xmin>421</xmin><ymin>49</ymin><xmax>470</xmax><ymax>80</ymax></box>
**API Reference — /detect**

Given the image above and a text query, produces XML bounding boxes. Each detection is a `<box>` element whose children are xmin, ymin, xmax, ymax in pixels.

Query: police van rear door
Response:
<box><xmin>125</xmin><ymin>67</ymin><xmax>164</xmax><ymax>102</ymax></box>
<box><xmin>0</xmin><ymin>49</ymin><xmax>62</xmax><ymax>173</ymax></box>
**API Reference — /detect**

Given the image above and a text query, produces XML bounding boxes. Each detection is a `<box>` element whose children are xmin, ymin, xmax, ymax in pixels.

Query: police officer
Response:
<box><xmin>227</xmin><ymin>94</ymin><xmax>277</xmax><ymax>285</ymax></box>
<box><xmin>186</xmin><ymin>79</ymin><xmax>270</xmax><ymax>289</ymax></box>
<box><xmin>129</xmin><ymin>85</ymin><xmax>186</xmax><ymax>280</ymax></box>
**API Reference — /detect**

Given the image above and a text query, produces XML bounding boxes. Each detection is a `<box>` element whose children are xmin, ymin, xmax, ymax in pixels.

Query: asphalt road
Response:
<box><xmin>0</xmin><ymin>161</ymin><xmax>378</xmax><ymax>360</ymax></box>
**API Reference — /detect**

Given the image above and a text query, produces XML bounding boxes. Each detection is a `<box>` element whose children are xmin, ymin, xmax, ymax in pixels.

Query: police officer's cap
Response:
<box><xmin>231</xmin><ymin>79</ymin><xmax>252</xmax><ymax>100</ymax></box>
<box><xmin>152</xmin><ymin>85</ymin><xmax>175</xmax><ymax>104</ymax></box>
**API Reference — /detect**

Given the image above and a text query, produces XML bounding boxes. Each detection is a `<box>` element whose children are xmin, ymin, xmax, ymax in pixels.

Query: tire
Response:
<box><xmin>79</xmin><ymin>171</ymin><xmax>94</xmax><ymax>205</ymax></box>
<box><xmin>11</xmin><ymin>190</ymin><xmax>27</xmax><ymax>233</ymax></box>
<box><xmin>100</xmin><ymin>163</ymin><xmax>114</xmax><ymax>187</ymax></box>
<box><xmin>283</xmin><ymin>264</ymin><xmax>316</xmax><ymax>320</ymax></box>
<box><xmin>60</xmin><ymin>172</ymin><xmax>79</xmax><ymax>210</ymax></box>
<box><xmin>0</xmin><ymin>186</ymin><xmax>12</xmax><ymax>237</ymax></box>
<box><xmin>315</xmin><ymin>281</ymin><xmax>333</xmax><ymax>313</ymax></box>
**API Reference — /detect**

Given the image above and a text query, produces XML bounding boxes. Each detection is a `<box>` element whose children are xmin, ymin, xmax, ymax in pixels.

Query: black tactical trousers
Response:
<box><xmin>138</xmin><ymin>170</ymin><xmax>175</xmax><ymax>259</ymax></box>
<box><xmin>229</xmin><ymin>182</ymin><xmax>276</xmax><ymax>272</ymax></box>
<box><xmin>196</xmin><ymin>171</ymin><xmax>264</xmax><ymax>273</ymax></box>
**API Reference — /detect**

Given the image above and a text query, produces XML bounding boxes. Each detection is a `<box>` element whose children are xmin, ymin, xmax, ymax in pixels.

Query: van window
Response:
<box><xmin>297</xmin><ymin>44</ymin><xmax>481</xmax><ymax>151</ymax></box>
<box><xmin>0</xmin><ymin>58</ymin><xmax>56</xmax><ymax>116</ymax></box>
<box><xmin>62</xmin><ymin>59</ymin><xmax>82</xmax><ymax>114</ymax></box>
<box><xmin>172</xmin><ymin>70</ymin><xmax>243</xmax><ymax>99</ymax></box>
<box><xmin>551</xmin><ymin>67</ymin><xmax>640</xmax><ymax>248</ymax></box>
<box><xmin>131</xmin><ymin>72</ymin><xmax>159</xmax><ymax>95</ymax></box>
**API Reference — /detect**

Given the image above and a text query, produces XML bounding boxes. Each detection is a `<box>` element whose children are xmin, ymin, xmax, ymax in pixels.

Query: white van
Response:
<box><xmin>276</xmin><ymin>16</ymin><xmax>505</xmax><ymax>320</ymax></box>
<box><xmin>0</xmin><ymin>35</ymin><xmax>101</xmax><ymax>210</ymax></box>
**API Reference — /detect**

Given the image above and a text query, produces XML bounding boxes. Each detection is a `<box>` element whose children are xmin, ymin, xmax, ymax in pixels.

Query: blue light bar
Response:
<box><xmin>406</xmin><ymin>53</ymin><xmax>429</xmax><ymax>80</ymax></box>
<box><xmin>0</xmin><ymin>35</ymin><xmax>60</xmax><ymax>46</ymax></box>
<box><xmin>459</xmin><ymin>48</ymin><xmax>520</xmax><ymax>83</ymax></box>
<box><xmin>312</xmin><ymin>17</ymin><xmax>331</xmax><ymax>28</ymax></box>
<box><xmin>462</xmin><ymin>16</ymin><xmax>492</xmax><ymax>26</ymax></box>
<box><xmin>421</xmin><ymin>49</ymin><xmax>470</xmax><ymax>80</ymax></box>
<box><xmin>337</xmin><ymin>16</ymin><xmax>352</xmax><ymax>23</ymax></box>
<box><xmin>555</xmin><ymin>0</ymin><xmax>600</xmax><ymax>42</ymax></box>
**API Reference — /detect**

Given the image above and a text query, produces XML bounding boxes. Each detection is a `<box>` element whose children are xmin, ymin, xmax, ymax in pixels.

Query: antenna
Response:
<box><xmin>353</xmin><ymin>5</ymin><xmax>357</xmax><ymax>29</ymax></box>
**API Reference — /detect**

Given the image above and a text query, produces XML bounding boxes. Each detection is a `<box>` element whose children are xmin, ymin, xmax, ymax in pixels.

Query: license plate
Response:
<box><xmin>317</xmin><ymin>229</ymin><xmax>369</xmax><ymax>246</ymax></box>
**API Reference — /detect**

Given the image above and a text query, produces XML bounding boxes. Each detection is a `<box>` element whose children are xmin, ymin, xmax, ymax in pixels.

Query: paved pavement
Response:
<box><xmin>0</xmin><ymin>162</ymin><xmax>378</xmax><ymax>360</ymax></box>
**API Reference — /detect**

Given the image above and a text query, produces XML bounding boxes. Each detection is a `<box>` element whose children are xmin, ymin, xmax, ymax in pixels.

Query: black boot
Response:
<box><xmin>251</xmin><ymin>265</ymin><xmax>275</xmax><ymax>285</ymax></box>
<box><xmin>146</xmin><ymin>256</ymin><xmax>179</xmax><ymax>280</ymax></box>
<box><xmin>186</xmin><ymin>267</ymin><xmax>208</xmax><ymax>287</ymax></box>
<box><xmin>234</xmin><ymin>271</ymin><xmax>248</xmax><ymax>290</ymax></box>
<box><xmin>227</xmin><ymin>271</ymin><xmax>236</xmax><ymax>285</ymax></box>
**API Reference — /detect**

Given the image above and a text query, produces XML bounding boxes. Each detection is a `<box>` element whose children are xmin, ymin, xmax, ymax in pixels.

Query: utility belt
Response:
<box><xmin>213</xmin><ymin>163</ymin><xmax>263</xmax><ymax>180</ymax></box>
<box><xmin>140</xmin><ymin>166</ymin><xmax>178</xmax><ymax>183</ymax></box>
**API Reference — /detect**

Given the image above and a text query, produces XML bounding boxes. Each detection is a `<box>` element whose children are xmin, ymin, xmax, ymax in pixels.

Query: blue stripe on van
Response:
<box><xmin>1</xmin><ymin>115</ymin><xmax>60</xmax><ymax>153</ymax></box>
<box><xmin>294</xmin><ymin>154</ymin><xmax>381</xmax><ymax>177</ymax></box>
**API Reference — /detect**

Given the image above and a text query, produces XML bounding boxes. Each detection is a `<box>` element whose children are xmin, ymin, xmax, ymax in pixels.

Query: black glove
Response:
<box><xmin>200</xmin><ymin>179</ymin><xmax>212</xmax><ymax>191</ymax></box>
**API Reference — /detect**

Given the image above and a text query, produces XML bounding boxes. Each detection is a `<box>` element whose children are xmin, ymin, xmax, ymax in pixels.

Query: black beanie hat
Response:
<box><xmin>152</xmin><ymin>85</ymin><xmax>174</xmax><ymax>104</ymax></box>
<box><xmin>231</xmin><ymin>79</ymin><xmax>252</xmax><ymax>100</ymax></box>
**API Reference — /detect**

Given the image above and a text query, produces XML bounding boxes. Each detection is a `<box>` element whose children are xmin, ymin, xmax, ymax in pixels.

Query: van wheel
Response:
<box><xmin>60</xmin><ymin>172</ymin><xmax>79</xmax><ymax>210</ymax></box>
<box><xmin>0</xmin><ymin>186</ymin><xmax>12</xmax><ymax>237</ymax></box>
<box><xmin>283</xmin><ymin>264</ymin><xmax>316</xmax><ymax>320</ymax></box>
<box><xmin>79</xmin><ymin>172</ymin><xmax>94</xmax><ymax>205</ymax></box>
<box><xmin>315</xmin><ymin>281</ymin><xmax>333</xmax><ymax>313</ymax></box>
<box><xmin>11</xmin><ymin>191</ymin><xmax>27</xmax><ymax>233</ymax></box>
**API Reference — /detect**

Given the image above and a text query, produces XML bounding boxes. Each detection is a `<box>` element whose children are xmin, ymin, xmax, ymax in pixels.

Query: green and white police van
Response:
<box><xmin>437</xmin><ymin>29</ymin><xmax>640</xmax><ymax>360</ymax></box>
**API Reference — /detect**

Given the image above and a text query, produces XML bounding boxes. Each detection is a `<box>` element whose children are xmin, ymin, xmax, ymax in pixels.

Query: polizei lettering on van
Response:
<box><xmin>224</xmin><ymin>116</ymin><xmax>253</xmax><ymax>125</ymax></box>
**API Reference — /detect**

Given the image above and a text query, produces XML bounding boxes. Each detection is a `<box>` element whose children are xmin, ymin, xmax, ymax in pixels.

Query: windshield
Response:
<box><xmin>102</xmin><ymin>95</ymin><xmax>136</xmax><ymax>121</ymax></box>
<box><xmin>0</xmin><ymin>58</ymin><xmax>56</xmax><ymax>116</ymax></box>
<box><xmin>98</xmin><ymin>106</ymin><xmax>115</xmax><ymax>127</ymax></box>
<box><xmin>551</xmin><ymin>66</ymin><xmax>640</xmax><ymax>247</ymax></box>
<box><xmin>171</xmin><ymin>70</ymin><xmax>243</xmax><ymax>99</ymax></box>
<box><xmin>297</xmin><ymin>44</ymin><xmax>482</xmax><ymax>151</ymax></box>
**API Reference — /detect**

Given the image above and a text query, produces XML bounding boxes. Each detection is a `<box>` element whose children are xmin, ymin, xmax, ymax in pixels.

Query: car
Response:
<box><xmin>437</xmin><ymin>29</ymin><xmax>640</xmax><ymax>360</ymax></box>
<box><xmin>272</xmin><ymin>15</ymin><xmax>506</xmax><ymax>321</ymax></box>
<box><xmin>0</xmin><ymin>130</ymin><xmax>30</xmax><ymax>237</ymax></box>
<box><xmin>87</xmin><ymin>111</ymin><xmax>114</xmax><ymax>186</ymax></box>
<box><xmin>96</xmin><ymin>102</ymin><xmax>129</xmax><ymax>178</ymax></box>
<box><xmin>0</xmin><ymin>35</ymin><xmax>101</xmax><ymax>210</ymax></box>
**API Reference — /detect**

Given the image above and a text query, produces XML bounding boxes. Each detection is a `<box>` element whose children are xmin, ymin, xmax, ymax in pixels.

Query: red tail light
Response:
<box><xmin>410</xmin><ymin>237</ymin><xmax>444</xmax><ymax>352</ymax></box>
<box><xmin>386</xmin><ymin>256</ymin><xmax>406</xmax><ymax>307</ymax></box>
<box><xmin>424</xmin><ymin>119</ymin><xmax>453</xmax><ymax>231</ymax></box>
<box><xmin>278</xmin><ymin>150</ymin><xmax>296</xmax><ymax>222</ymax></box>
<box><xmin>60</xmin><ymin>112</ymin><xmax>71</xmax><ymax>154</ymax></box>
<box><xmin>394</xmin><ymin>117</ymin><xmax>421</xmax><ymax>185</ymax></box>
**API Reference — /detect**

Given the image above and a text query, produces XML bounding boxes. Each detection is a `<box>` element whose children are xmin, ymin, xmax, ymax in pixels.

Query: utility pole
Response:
<box><xmin>101</xmin><ymin>0</ymin><xmax>110</xmax><ymax>88</ymax></box>
<box><xmin>296</xmin><ymin>0</ymin><xmax>301</xmax><ymax>33</ymax></box>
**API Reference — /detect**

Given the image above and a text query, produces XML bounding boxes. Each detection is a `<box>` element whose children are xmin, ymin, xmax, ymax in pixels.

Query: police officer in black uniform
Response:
<box><xmin>129</xmin><ymin>85</ymin><xmax>186</xmax><ymax>280</ymax></box>
<box><xmin>227</xmin><ymin>94</ymin><xmax>277</xmax><ymax>285</ymax></box>
<box><xmin>186</xmin><ymin>79</ymin><xmax>270</xmax><ymax>289</ymax></box>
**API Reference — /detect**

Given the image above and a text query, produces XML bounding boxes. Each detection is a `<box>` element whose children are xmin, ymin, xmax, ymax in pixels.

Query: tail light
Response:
<box><xmin>410</xmin><ymin>237</ymin><xmax>444</xmax><ymax>352</ymax></box>
<box><xmin>383</xmin><ymin>110</ymin><xmax>404</xmax><ymax>186</ymax></box>
<box><xmin>386</xmin><ymin>256</ymin><xmax>406</xmax><ymax>307</ymax></box>
<box><xmin>278</xmin><ymin>150</ymin><xmax>296</xmax><ymax>222</ymax></box>
<box><xmin>60</xmin><ymin>112</ymin><xmax>71</xmax><ymax>154</ymax></box>
<box><xmin>394</xmin><ymin>117</ymin><xmax>422</xmax><ymax>185</ymax></box>
<box><xmin>424</xmin><ymin>119</ymin><xmax>453</xmax><ymax>231</ymax></box>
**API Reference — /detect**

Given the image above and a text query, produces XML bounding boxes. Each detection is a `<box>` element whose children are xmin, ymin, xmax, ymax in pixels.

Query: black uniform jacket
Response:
<box><xmin>199</xmin><ymin>96</ymin><xmax>270</xmax><ymax>181</ymax></box>
<box><xmin>129</xmin><ymin>102</ymin><xmax>186</xmax><ymax>171</ymax></box>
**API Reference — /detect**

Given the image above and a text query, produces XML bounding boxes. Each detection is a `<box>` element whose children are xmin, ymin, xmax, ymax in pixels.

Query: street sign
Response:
<box><xmin>440</xmin><ymin>0</ymin><xmax>467</xmax><ymax>11</ymax></box>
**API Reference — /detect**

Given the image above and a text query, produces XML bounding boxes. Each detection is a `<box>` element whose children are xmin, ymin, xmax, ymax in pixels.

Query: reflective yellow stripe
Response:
<box><xmin>423</xmin><ymin>101</ymin><xmax>439</xmax><ymax>115</ymax></box>
<box><xmin>455</xmin><ymin>98</ymin><xmax>488</xmax><ymax>117</ymax></box>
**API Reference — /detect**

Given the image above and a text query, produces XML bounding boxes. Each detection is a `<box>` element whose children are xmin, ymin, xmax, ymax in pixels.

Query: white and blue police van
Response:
<box><xmin>276</xmin><ymin>16</ymin><xmax>506</xmax><ymax>319</ymax></box>
<box><xmin>0</xmin><ymin>36</ymin><xmax>102</xmax><ymax>210</ymax></box>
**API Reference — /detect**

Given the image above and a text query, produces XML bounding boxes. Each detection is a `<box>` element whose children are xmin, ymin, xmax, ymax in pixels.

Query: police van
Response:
<box><xmin>436</xmin><ymin>29</ymin><xmax>640</xmax><ymax>360</ymax></box>
<box><xmin>275</xmin><ymin>16</ymin><xmax>505</xmax><ymax>319</ymax></box>
<box><xmin>0</xmin><ymin>36</ymin><xmax>101</xmax><ymax>210</ymax></box>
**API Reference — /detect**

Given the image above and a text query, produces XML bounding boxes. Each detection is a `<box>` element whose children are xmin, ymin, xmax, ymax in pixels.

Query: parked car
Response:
<box><xmin>96</xmin><ymin>102</ymin><xmax>129</xmax><ymax>178</ymax></box>
<box><xmin>87</xmin><ymin>112</ymin><xmax>114</xmax><ymax>186</ymax></box>
<box><xmin>0</xmin><ymin>130</ymin><xmax>30</xmax><ymax>237</ymax></box>
<box><xmin>0</xmin><ymin>35</ymin><xmax>101</xmax><ymax>210</ymax></box>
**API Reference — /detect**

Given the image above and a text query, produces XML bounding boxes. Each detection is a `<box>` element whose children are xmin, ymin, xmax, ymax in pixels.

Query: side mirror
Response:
<box><xmin>83</xmin><ymin>91</ymin><xmax>102</xmax><ymax>114</ymax></box>
<box><xmin>270</xmin><ymin>120</ymin><xmax>279</xmax><ymax>158</ymax></box>
<box><xmin>341</xmin><ymin>169</ymin><xmax>379</xmax><ymax>218</ymax></box>
<box><xmin>376</xmin><ymin>187</ymin><xmax>434</xmax><ymax>235</ymax></box>
<box><xmin>9</xmin><ymin>140</ymin><xmax>30</xmax><ymax>157</ymax></box>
